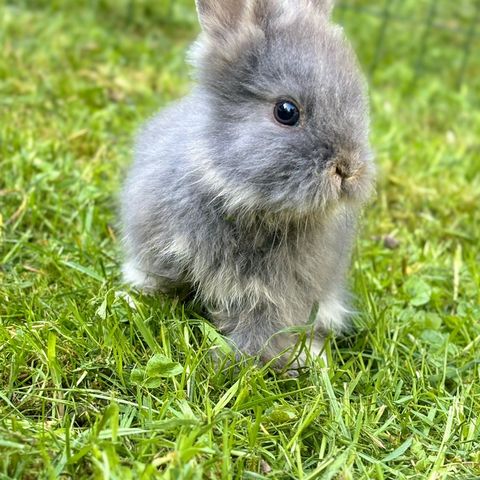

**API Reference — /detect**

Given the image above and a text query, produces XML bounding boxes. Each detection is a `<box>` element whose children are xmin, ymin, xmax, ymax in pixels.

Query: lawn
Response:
<box><xmin>1</xmin><ymin>1</ymin><xmax>479</xmax><ymax>479</ymax></box>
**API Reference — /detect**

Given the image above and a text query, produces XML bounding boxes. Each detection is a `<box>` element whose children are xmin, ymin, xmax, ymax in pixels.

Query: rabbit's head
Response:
<box><xmin>191</xmin><ymin>0</ymin><xmax>374</xmax><ymax>215</ymax></box>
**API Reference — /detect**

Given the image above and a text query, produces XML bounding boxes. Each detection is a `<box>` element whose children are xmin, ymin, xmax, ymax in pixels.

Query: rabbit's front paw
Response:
<box><xmin>122</xmin><ymin>259</ymin><xmax>191</xmax><ymax>297</ymax></box>
<box><xmin>293</xmin><ymin>337</ymin><xmax>328</xmax><ymax>370</ymax></box>
<box><xmin>122</xmin><ymin>260</ymin><xmax>162</xmax><ymax>294</ymax></box>
<box><xmin>316</xmin><ymin>297</ymin><xmax>351</xmax><ymax>333</ymax></box>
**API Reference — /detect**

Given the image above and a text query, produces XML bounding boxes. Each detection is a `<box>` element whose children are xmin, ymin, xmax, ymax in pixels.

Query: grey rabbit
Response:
<box><xmin>121</xmin><ymin>0</ymin><xmax>375</xmax><ymax>367</ymax></box>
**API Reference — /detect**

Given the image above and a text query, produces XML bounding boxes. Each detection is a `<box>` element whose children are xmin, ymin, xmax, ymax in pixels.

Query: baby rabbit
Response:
<box><xmin>121</xmin><ymin>0</ymin><xmax>375</xmax><ymax>367</ymax></box>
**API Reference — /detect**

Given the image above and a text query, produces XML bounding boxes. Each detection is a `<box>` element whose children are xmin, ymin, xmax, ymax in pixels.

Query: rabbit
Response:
<box><xmin>121</xmin><ymin>0</ymin><xmax>375</xmax><ymax>368</ymax></box>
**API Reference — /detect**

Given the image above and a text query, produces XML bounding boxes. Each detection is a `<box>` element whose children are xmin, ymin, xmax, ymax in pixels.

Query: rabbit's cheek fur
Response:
<box><xmin>121</xmin><ymin>0</ymin><xmax>375</xmax><ymax>367</ymax></box>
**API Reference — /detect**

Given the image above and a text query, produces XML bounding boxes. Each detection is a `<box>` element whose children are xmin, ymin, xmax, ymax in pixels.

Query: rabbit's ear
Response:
<box><xmin>195</xmin><ymin>0</ymin><xmax>247</xmax><ymax>37</ymax></box>
<box><xmin>313</xmin><ymin>0</ymin><xmax>335</xmax><ymax>17</ymax></box>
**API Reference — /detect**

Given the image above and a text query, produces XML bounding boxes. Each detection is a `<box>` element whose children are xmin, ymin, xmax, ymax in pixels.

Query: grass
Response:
<box><xmin>1</xmin><ymin>0</ymin><xmax>479</xmax><ymax>478</ymax></box>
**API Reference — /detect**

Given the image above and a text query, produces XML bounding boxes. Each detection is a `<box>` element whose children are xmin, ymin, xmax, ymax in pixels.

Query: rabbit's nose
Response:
<box><xmin>333</xmin><ymin>157</ymin><xmax>352</xmax><ymax>180</ymax></box>
<box><xmin>335</xmin><ymin>163</ymin><xmax>349</xmax><ymax>180</ymax></box>
<box><xmin>333</xmin><ymin>148</ymin><xmax>361</xmax><ymax>178</ymax></box>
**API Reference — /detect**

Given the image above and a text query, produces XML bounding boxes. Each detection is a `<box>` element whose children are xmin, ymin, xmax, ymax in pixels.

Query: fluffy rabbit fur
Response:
<box><xmin>121</xmin><ymin>0</ymin><xmax>375</xmax><ymax>367</ymax></box>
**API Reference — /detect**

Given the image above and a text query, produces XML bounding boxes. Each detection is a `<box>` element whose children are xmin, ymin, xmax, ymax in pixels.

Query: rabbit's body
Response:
<box><xmin>121</xmin><ymin>0</ymin><xmax>375</xmax><ymax>366</ymax></box>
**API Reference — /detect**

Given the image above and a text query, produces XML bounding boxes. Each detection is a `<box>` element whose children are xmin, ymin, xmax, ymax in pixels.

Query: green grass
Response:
<box><xmin>1</xmin><ymin>1</ymin><xmax>479</xmax><ymax>478</ymax></box>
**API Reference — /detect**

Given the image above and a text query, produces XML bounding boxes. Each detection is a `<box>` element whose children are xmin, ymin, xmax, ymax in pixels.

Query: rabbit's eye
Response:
<box><xmin>274</xmin><ymin>100</ymin><xmax>300</xmax><ymax>126</ymax></box>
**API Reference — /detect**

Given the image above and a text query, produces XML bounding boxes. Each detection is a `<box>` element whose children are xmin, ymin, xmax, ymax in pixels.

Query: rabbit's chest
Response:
<box><xmin>220</xmin><ymin>220</ymin><xmax>314</xmax><ymax>280</ymax></box>
<box><xmin>227</xmin><ymin>223</ymin><xmax>282</xmax><ymax>264</ymax></box>
<box><xmin>193</xmin><ymin>218</ymin><xmax>327</xmax><ymax>309</ymax></box>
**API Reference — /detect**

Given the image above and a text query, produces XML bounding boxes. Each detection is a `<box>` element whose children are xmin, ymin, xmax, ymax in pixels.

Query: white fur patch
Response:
<box><xmin>162</xmin><ymin>236</ymin><xmax>190</xmax><ymax>259</ymax></box>
<box><xmin>315</xmin><ymin>297</ymin><xmax>351</xmax><ymax>332</ymax></box>
<box><xmin>198</xmin><ymin>161</ymin><xmax>260</xmax><ymax>214</ymax></box>
<box><xmin>122</xmin><ymin>260</ymin><xmax>160</xmax><ymax>293</ymax></box>
<box><xmin>292</xmin><ymin>337</ymin><xmax>328</xmax><ymax>369</ymax></box>
<box><xmin>307</xmin><ymin>336</ymin><xmax>326</xmax><ymax>358</ymax></box>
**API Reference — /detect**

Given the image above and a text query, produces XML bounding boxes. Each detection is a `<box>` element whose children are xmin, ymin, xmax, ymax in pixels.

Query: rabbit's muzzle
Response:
<box><xmin>328</xmin><ymin>150</ymin><xmax>372</xmax><ymax>201</ymax></box>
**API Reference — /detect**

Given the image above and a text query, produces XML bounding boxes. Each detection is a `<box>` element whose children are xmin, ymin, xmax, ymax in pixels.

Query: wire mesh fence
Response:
<box><xmin>337</xmin><ymin>0</ymin><xmax>480</xmax><ymax>89</ymax></box>
<box><xmin>144</xmin><ymin>0</ymin><xmax>480</xmax><ymax>90</ymax></box>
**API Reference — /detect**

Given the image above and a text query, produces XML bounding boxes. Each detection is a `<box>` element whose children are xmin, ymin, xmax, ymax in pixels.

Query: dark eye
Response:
<box><xmin>274</xmin><ymin>100</ymin><xmax>300</xmax><ymax>126</ymax></box>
